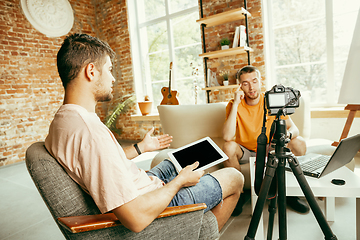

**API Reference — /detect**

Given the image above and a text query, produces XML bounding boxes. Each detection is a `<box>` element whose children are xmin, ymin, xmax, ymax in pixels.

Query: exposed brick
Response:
<box><xmin>1</xmin><ymin>0</ymin><xmax>264</xmax><ymax>167</ymax></box>
<box><xmin>200</xmin><ymin>0</ymin><xmax>264</xmax><ymax>104</ymax></box>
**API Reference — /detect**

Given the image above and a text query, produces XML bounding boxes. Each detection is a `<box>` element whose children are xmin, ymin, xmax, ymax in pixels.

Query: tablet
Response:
<box><xmin>167</xmin><ymin>137</ymin><xmax>228</xmax><ymax>172</ymax></box>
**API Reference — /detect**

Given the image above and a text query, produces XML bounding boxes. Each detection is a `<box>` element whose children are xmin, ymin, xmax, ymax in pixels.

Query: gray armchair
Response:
<box><xmin>25</xmin><ymin>142</ymin><xmax>219</xmax><ymax>240</ymax></box>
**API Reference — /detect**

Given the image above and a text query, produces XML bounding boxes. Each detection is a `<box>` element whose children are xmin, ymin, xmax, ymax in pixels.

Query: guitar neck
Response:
<box><xmin>168</xmin><ymin>62</ymin><xmax>172</xmax><ymax>97</ymax></box>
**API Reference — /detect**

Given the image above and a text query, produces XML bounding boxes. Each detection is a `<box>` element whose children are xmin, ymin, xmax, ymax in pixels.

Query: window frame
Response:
<box><xmin>263</xmin><ymin>0</ymin><xmax>358</xmax><ymax>108</ymax></box>
<box><xmin>128</xmin><ymin>0</ymin><xmax>202</xmax><ymax>109</ymax></box>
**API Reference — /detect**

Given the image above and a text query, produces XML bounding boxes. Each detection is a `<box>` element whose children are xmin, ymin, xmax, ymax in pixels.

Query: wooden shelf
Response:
<box><xmin>202</xmin><ymin>85</ymin><xmax>239</xmax><ymax>91</ymax></box>
<box><xmin>199</xmin><ymin>46</ymin><xmax>253</xmax><ymax>59</ymax></box>
<box><xmin>311</xmin><ymin>107</ymin><xmax>360</xmax><ymax>118</ymax></box>
<box><xmin>131</xmin><ymin>114</ymin><xmax>160</xmax><ymax>122</ymax></box>
<box><xmin>196</xmin><ymin>7</ymin><xmax>251</xmax><ymax>27</ymax></box>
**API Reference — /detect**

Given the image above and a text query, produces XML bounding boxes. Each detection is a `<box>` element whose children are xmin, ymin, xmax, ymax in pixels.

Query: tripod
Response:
<box><xmin>244</xmin><ymin>118</ymin><xmax>337</xmax><ymax>240</ymax></box>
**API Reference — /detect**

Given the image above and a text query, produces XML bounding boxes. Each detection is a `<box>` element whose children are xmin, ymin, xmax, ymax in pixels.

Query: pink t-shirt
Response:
<box><xmin>45</xmin><ymin>104</ymin><xmax>163</xmax><ymax>213</ymax></box>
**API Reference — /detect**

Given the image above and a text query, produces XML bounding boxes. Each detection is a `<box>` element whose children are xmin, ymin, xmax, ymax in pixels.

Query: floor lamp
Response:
<box><xmin>332</xmin><ymin>8</ymin><xmax>360</xmax><ymax>147</ymax></box>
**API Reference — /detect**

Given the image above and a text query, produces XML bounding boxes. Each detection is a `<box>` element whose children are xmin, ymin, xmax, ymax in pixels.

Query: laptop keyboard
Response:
<box><xmin>300</xmin><ymin>155</ymin><xmax>329</xmax><ymax>172</ymax></box>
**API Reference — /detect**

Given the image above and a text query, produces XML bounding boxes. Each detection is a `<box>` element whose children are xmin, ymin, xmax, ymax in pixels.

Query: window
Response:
<box><xmin>128</xmin><ymin>0</ymin><xmax>205</xmax><ymax>109</ymax></box>
<box><xmin>264</xmin><ymin>0</ymin><xmax>360</xmax><ymax>107</ymax></box>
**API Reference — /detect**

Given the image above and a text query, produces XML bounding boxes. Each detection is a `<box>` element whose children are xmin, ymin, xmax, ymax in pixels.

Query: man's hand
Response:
<box><xmin>141</xmin><ymin>127</ymin><xmax>173</xmax><ymax>152</ymax></box>
<box><xmin>234</xmin><ymin>84</ymin><xmax>244</xmax><ymax>105</ymax></box>
<box><xmin>112</xmin><ymin>161</ymin><xmax>204</xmax><ymax>232</ymax></box>
<box><xmin>223</xmin><ymin>84</ymin><xmax>243</xmax><ymax>142</ymax></box>
<box><xmin>176</xmin><ymin>161</ymin><xmax>204</xmax><ymax>188</ymax></box>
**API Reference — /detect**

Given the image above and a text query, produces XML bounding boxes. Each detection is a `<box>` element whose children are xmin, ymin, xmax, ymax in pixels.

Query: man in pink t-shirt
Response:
<box><xmin>46</xmin><ymin>33</ymin><xmax>245</xmax><ymax>233</ymax></box>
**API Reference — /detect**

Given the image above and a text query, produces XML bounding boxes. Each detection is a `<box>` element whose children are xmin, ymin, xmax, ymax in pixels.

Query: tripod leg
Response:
<box><xmin>277</xmin><ymin>158</ymin><xmax>287</xmax><ymax>240</ymax></box>
<box><xmin>245</xmin><ymin>156</ymin><xmax>278</xmax><ymax>240</ymax></box>
<box><xmin>288</xmin><ymin>155</ymin><xmax>338</xmax><ymax>240</ymax></box>
<box><xmin>266</xmin><ymin>196</ymin><xmax>277</xmax><ymax>240</ymax></box>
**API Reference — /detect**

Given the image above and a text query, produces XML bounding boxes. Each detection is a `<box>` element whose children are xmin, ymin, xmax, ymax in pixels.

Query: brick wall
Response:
<box><xmin>199</xmin><ymin>0</ymin><xmax>265</xmax><ymax>103</ymax></box>
<box><xmin>0</xmin><ymin>0</ymin><xmax>264</xmax><ymax>167</ymax></box>
<box><xmin>0</xmin><ymin>0</ymin><xmax>96</xmax><ymax>167</ymax></box>
<box><xmin>91</xmin><ymin>0</ymin><xmax>162</xmax><ymax>140</ymax></box>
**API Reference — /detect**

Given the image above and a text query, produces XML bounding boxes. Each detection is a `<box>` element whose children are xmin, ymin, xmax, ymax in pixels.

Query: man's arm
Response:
<box><xmin>285</xmin><ymin>116</ymin><xmax>306</xmax><ymax>155</ymax></box>
<box><xmin>112</xmin><ymin>162</ymin><xmax>204</xmax><ymax>232</ymax></box>
<box><xmin>285</xmin><ymin>116</ymin><xmax>300</xmax><ymax>139</ymax></box>
<box><xmin>123</xmin><ymin>127</ymin><xmax>172</xmax><ymax>159</ymax></box>
<box><xmin>223</xmin><ymin>85</ymin><xmax>244</xmax><ymax>141</ymax></box>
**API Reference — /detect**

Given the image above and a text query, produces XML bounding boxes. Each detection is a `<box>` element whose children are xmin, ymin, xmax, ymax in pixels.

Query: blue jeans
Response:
<box><xmin>147</xmin><ymin>160</ymin><xmax>222</xmax><ymax>213</ymax></box>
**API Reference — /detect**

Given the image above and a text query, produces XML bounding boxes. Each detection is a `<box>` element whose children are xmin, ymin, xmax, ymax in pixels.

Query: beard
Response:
<box><xmin>96</xmin><ymin>92</ymin><xmax>113</xmax><ymax>102</ymax></box>
<box><xmin>245</xmin><ymin>91</ymin><xmax>260</xmax><ymax>100</ymax></box>
<box><xmin>94</xmin><ymin>77</ymin><xmax>113</xmax><ymax>102</ymax></box>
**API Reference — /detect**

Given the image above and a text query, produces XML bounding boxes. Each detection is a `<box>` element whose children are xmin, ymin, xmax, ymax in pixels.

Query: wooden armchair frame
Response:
<box><xmin>58</xmin><ymin>203</ymin><xmax>206</xmax><ymax>233</ymax></box>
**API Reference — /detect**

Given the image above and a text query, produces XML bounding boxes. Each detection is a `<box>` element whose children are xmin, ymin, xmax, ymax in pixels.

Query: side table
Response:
<box><xmin>249</xmin><ymin>157</ymin><xmax>360</xmax><ymax>240</ymax></box>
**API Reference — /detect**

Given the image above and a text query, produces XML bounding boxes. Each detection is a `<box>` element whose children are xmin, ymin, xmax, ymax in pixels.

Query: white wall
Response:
<box><xmin>311</xmin><ymin>117</ymin><xmax>360</xmax><ymax>141</ymax></box>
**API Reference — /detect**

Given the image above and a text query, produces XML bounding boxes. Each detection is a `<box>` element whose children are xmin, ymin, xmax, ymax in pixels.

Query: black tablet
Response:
<box><xmin>168</xmin><ymin>137</ymin><xmax>228</xmax><ymax>172</ymax></box>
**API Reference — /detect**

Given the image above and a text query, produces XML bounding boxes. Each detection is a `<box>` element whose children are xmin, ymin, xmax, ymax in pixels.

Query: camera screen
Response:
<box><xmin>268</xmin><ymin>93</ymin><xmax>286</xmax><ymax>107</ymax></box>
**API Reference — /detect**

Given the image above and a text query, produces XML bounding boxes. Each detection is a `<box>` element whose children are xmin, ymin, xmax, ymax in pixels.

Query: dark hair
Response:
<box><xmin>236</xmin><ymin>65</ymin><xmax>261</xmax><ymax>82</ymax></box>
<box><xmin>57</xmin><ymin>33</ymin><xmax>115</xmax><ymax>88</ymax></box>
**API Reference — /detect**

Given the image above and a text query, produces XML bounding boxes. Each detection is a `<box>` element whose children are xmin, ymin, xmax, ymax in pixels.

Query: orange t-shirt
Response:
<box><xmin>225</xmin><ymin>94</ymin><xmax>288</xmax><ymax>151</ymax></box>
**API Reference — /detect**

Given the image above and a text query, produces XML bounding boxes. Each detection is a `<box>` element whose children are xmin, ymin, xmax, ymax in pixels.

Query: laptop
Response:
<box><xmin>286</xmin><ymin>133</ymin><xmax>360</xmax><ymax>178</ymax></box>
<box><xmin>167</xmin><ymin>137</ymin><xmax>228</xmax><ymax>172</ymax></box>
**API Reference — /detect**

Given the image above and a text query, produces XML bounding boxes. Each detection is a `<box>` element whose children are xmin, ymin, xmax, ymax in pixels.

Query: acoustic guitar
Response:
<box><xmin>161</xmin><ymin>62</ymin><xmax>179</xmax><ymax>105</ymax></box>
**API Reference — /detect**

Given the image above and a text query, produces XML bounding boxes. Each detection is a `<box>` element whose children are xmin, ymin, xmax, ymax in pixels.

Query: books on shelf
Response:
<box><xmin>232</xmin><ymin>26</ymin><xmax>240</xmax><ymax>48</ymax></box>
<box><xmin>232</xmin><ymin>25</ymin><xmax>247</xmax><ymax>48</ymax></box>
<box><xmin>207</xmin><ymin>68</ymin><xmax>219</xmax><ymax>87</ymax></box>
<box><xmin>239</xmin><ymin>25</ymin><xmax>247</xmax><ymax>47</ymax></box>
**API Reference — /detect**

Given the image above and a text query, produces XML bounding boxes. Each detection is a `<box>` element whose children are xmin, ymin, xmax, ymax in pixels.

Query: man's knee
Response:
<box><xmin>227</xmin><ymin>168</ymin><xmax>244</xmax><ymax>194</ymax></box>
<box><xmin>223</xmin><ymin>141</ymin><xmax>240</xmax><ymax>157</ymax></box>
<box><xmin>213</xmin><ymin>167</ymin><xmax>244</xmax><ymax>195</ymax></box>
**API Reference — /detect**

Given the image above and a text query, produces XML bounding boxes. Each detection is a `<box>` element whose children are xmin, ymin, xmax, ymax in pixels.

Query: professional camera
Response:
<box><xmin>264</xmin><ymin>84</ymin><xmax>300</xmax><ymax>116</ymax></box>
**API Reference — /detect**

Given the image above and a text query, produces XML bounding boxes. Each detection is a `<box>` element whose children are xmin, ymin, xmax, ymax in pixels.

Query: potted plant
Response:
<box><xmin>220</xmin><ymin>38</ymin><xmax>230</xmax><ymax>50</ymax></box>
<box><xmin>138</xmin><ymin>95</ymin><xmax>152</xmax><ymax>116</ymax></box>
<box><xmin>219</xmin><ymin>70</ymin><xmax>229</xmax><ymax>86</ymax></box>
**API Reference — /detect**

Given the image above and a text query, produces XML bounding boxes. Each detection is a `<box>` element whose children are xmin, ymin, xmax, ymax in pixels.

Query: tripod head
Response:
<box><xmin>269</xmin><ymin>109</ymin><xmax>291</xmax><ymax>155</ymax></box>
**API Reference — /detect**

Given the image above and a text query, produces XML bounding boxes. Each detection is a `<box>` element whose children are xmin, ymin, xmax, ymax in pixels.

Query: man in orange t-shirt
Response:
<box><xmin>222</xmin><ymin>65</ymin><xmax>308</xmax><ymax>214</ymax></box>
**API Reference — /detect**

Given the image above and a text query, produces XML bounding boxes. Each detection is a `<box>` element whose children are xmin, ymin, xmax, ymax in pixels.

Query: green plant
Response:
<box><xmin>104</xmin><ymin>94</ymin><xmax>136</xmax><ymax>136</ymax></box>
<box><xmin>219</xmin><ymin>70</ymin><xmax>229</xmax><ymax>80</ymax></box>
<box><xmin>220</xmin><ymin>38</ymin><xmax>230</xmax><ymax>46</ymax></box>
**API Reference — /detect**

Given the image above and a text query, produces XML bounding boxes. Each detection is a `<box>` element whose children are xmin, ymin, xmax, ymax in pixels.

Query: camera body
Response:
<box><xmin>265</xmin><ymin>84</ymin><xmax>300</xmax><ymax>116</ymax></box>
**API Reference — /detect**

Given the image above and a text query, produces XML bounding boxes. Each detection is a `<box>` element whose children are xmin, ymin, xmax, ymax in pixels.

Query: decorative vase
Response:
<box><xmin>138</xmin><ymin>102</ymin><xmax>152</xmax><ymax>116</ymax></box>
<box><xmin>223</xmin><ymin>80</ymin><xmax>229</xmax><ymax>86</ymax></box>
<box><xmin>221</xmin><ymin>45</ymin><xmax>229</xmax><ymax>50</ymax></box>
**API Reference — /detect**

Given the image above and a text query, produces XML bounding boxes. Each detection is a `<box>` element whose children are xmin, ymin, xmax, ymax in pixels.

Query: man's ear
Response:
<box><xmin>85</xmin><ymin>62</ymin><xmax>96</xmax><ymax>81</ymax></box>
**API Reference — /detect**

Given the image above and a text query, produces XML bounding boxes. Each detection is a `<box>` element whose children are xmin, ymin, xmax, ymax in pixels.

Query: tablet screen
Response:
<box><xmin>172</xmin><ymin>139</ymin><xmax>223</xmax><ymax>169</ymax></box>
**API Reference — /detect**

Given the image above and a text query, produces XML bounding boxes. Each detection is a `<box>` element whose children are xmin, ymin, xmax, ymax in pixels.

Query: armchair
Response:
<box><xmin>25</xmin><ymin>142</ymin><xmax>219</xmax><ymax>240</ymax></box>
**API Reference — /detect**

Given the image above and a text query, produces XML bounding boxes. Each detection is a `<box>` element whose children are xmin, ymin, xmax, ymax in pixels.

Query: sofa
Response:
<box><xmin>152</xmin><ymin>91</ymin><xmax>354</xmax><ymax>189</ymax></box>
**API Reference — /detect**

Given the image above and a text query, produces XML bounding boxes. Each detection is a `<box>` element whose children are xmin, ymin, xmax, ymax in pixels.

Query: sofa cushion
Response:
<box><xmin>158</xmin><ymin>103</ymin><xmax>227</xmax><ymax>149</ymax></box>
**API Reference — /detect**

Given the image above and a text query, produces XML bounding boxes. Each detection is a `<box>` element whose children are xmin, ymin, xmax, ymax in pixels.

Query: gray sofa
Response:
<box><xmin>26</xmin><ymin>142</ymin><xmax>219</xmax><ymax>240</ymax></box>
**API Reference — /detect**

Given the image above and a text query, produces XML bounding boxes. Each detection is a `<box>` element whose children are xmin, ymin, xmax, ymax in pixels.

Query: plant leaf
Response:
<box><xmin>104</xmin><ymin>94</ymin><xmax>136</xmax><ymax>133</ymax></box>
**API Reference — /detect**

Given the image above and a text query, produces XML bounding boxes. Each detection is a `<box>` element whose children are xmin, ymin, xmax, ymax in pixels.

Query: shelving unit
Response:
<box><xmin>198</xmin><ymin>1</ymin><xmax>252</xmax><ymax>102</ymax></box>
<box><xmin>196</xmin><ymin>7</ymin><xmax>251</xmax><ymax>27</ymax></box>
<box><xmin>199</xmin><ymin>46</ymin><xmax>253</xmax><ymax>59</ymax></box>
<box><xmin>202</xmin><ymin>85</ymin><xmax>239</xmax><ymax>91</ymax></box>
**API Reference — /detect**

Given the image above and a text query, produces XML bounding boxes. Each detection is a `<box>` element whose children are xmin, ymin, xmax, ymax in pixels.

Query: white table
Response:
<box><xmin>249</xmin><ymin>157</ymin><xmax>360</xmax><ymax>240</ymax></box>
